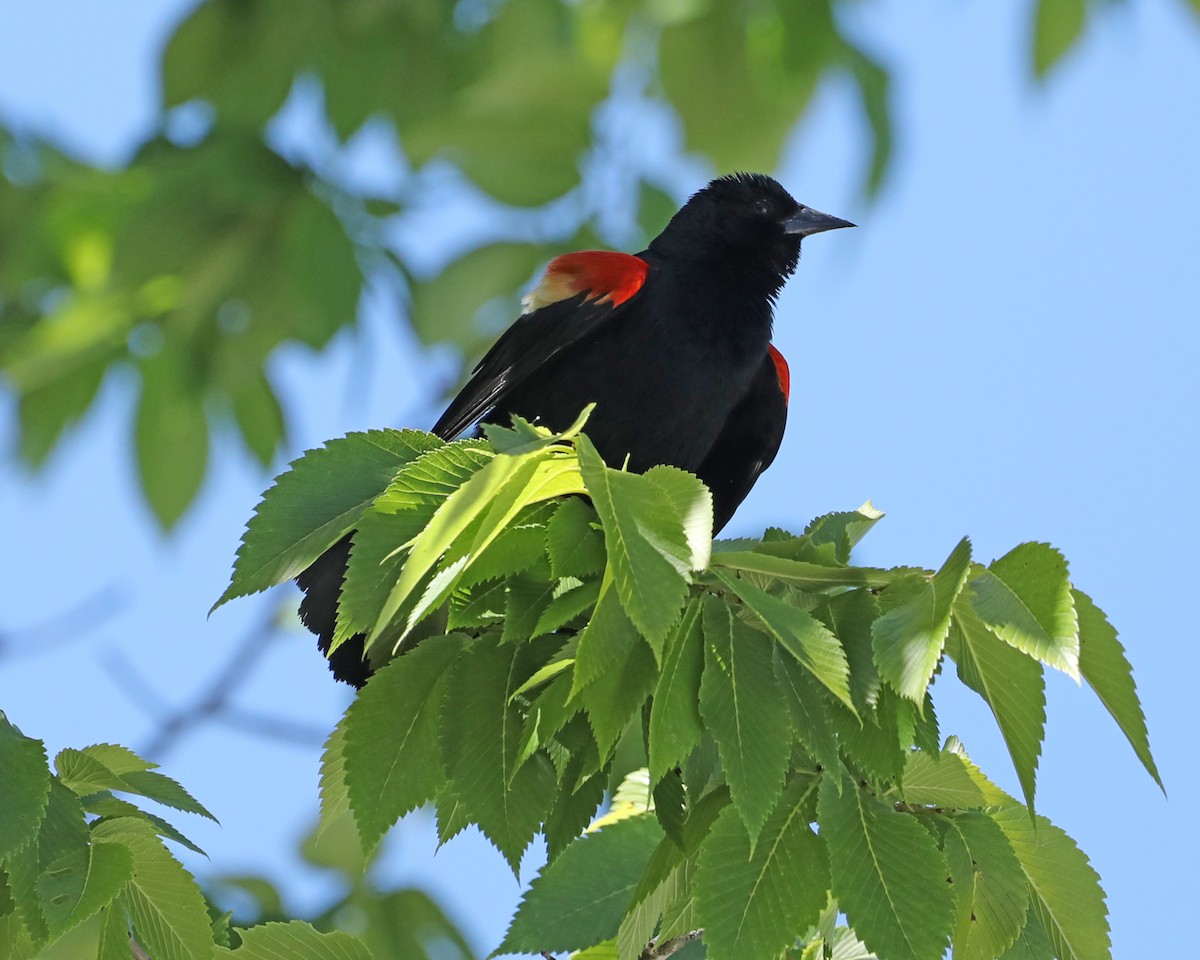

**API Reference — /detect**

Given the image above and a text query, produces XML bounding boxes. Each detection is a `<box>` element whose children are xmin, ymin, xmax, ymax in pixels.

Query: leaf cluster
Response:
<box><xmin>221</xmin><ymin>420</ymin><xmax>1161</xmax><ymax>960</ymax></box>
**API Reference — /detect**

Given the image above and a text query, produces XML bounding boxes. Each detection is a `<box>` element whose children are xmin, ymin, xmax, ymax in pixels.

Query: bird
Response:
<box><xmin>298</xmin><ymin>172</ymin><xmax>854</xmax><ymax>686</ymax></box>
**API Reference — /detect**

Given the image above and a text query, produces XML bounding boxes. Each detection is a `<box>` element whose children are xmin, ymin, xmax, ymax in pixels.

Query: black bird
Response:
<box><xmin>299</xmin><ymin>173</ymin><xmax>853</xmax><ymax>685</ymax></box>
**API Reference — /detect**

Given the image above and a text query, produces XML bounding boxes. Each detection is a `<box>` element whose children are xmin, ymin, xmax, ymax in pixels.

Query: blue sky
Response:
<box><xmin>1</xmin><ymin>1</ymin><xmax>1198</xmax><ymax>956</ymax></box>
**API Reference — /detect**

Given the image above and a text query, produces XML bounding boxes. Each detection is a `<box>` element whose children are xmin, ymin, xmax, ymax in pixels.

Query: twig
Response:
<box><xmin>640</xmin><ymin>930</ymin><xmax>703</xmax><ymax>960</ymax></box>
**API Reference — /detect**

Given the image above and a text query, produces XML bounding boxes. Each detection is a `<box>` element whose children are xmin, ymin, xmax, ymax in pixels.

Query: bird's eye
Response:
<box><xmin>753</xmin><ymin>198</ymin><xmax>772</xmax><ymax>215</ymax></box>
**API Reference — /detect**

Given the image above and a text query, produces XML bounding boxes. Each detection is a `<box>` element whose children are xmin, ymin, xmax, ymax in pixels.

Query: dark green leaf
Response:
<box><xmin>648</xmin><ymin>598</ymin><xmax>705</xmax><ymax>783</ymax></box>
<box><xmin>499</xmin><ymin>815</ymin><xmax>664</xmax><ymax>956</ymax></box>
<box><xmin>215</xmin><ymin>429</ymin><xmax>443</xmax><ymax>608</ymax></box>
<box><xmin>941</xmin><ymin>812</ymin><xmax>1030</xmax><ymax>960</ymax></box>
<box><xmin>344</xmin><ymin>635</ymin><xmax>465</xmax><ymax>852</ymax></box>
<box><xmin>0</xmin><ymin>713</ymin><xmax>50</xmax><ymax>861</ymax></box>
<box><xmin>699</xmin><ymin>597</ymin><xmax>790</xmax><ymax>844</ymax></box>
<box><xmin>440</xmin><ymin>635</ymin><xmax>557</xmax><ymax>874</ymax></box>
<box><xmin>819</xmin><ymin>771</ymin><xmax>954</xmax><ymax>960</ymax></box>
<box><xmin>694</xmin><ymin>780</ymin><xmax>829</xmax><ymax>960</ymax></box>
<box><xmin>546</xmin><ymin>497</ymin><xmax>607</xmax><ymax>580</ymax></box>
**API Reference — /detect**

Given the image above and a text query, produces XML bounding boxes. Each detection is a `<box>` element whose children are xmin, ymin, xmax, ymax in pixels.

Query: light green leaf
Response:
<box><xmin>336</xmin><ymin>440</ymin><xmax>493</xmax><ymax>643</ymax></box>
<box><xmin>96</xmin><ymin>904</ymin><xmax>132</xmax><ymax>960</ymax></box>
<box><xmin>996</xmin><ymin>908</ymin><xmax>1055</xmax><ymax>960</ymax></box>
<box><xmin>498</xmin><ymin>815</ymin><xmax>664</xmax><ymax>956</ymax></box>
<box><xmin>941</xmin><ymin>812</ymin><xmax>1030</xmax><ymax>960</ymax></box>
<box><xmin>818</xmin><ymin>771</ymin><xmax>954</xmax><ymax>960</ymax></box>
<box><xmin>648</xmin><ymin>598</ymin><xmax>705</xmax><ymax>783</ymax></box>
<box><xmin>991</xmin><ymin>805</ymin><xmax>1110</xmax><ymax>960</ymax></box>
<box><xmin>872</xmin><ymin>538</ymin><xmax>971</xmax><ymax>702</ymax></box>
<box><xmin>440</xmin><ymin>635</ymin><xmax>557</xmax><ymax>874</ymax></box>
<box><xmin>699</xmin><ymin>597</ymin><xmax>791</xmax><ymax>844</ymax></box>
<box><xmin>900</xmin><ymin>750</ymin><xmax>1011</xmax><ymax>810</ymax></box>
<box><xmin>802</xmin><ymin>502</ymin><xmax>885</xmax><ymax>564</ymax></box>
<box><xmin>713</xmin><ymin>569</ymin><xmax>853</xmax><ymax>710</ymax></box>
<box><xmin>694</xmin><ymin>780</ymin><xmax>829</xmax><ymax>960</ymax></box>
<box><xmin>1073</xmin><ymin>588</ymin><xmax>1162</xmax><ymax>790</ymax></box>
<box><xmin>213</xmin><ymin>920</ymin><xmax>373</xmax><ymax>960</ymax></box>
<box><xmin>1032</xmin><ymin>0</ymin><xmax>1087</xmax><ymax>78</ymax></box>
<box><xmin>951</xmin><ymin>605</ymin><xmax>1046</xmax><ymax>812</ymax></box>
<box><xmin>710</xmin><ymin>551</ymin><xmax>898</xmax><ymax>589</ymax></box>
<box><xmin>214</xmin><ymin>429</ymin><xmax>442</xmax><ymax>608</ymax></box>
<box><xmin>0</xmin><ymin>713</ymin><xmax>50</xmax><ymax>861</ymax></box>
<box><xmin>92</xmin><ymin>818</ymin><xmax>214</xmax><ymax>960</ymax></box>
<box><xmin>37</xmin><ymin>839</ymin><xmax>133</xmax><ymax>939</ymax></box>
<box><xmin>823</xmin><ymin>588</ymin><xmax>882</xmax><ymax>711</ymax></box>
<box><xmin>577</xmin><ymin>435</ymin><xmax>691</xmax><ymax>649</ymax></box>
<box><xmin>968</xmin><ymin>543</ymin><xmax>1079</xmax><ymax>679</ymax></box>
<box><xmin>644</xmin><ymin>464</ymin><xmax>714</xmax><ymax>571</ymax></box>
<box><xmin>55</xmin><ymin>750</ymin><xmax>215</xmax><ymax>822</ymax></box>
<box><xmin>344</xmin><ymin>635</ymin><xmax>464</xmax><ymax>852</ymax></box>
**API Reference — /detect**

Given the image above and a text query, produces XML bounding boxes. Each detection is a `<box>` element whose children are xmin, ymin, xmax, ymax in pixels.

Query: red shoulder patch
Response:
<box><xmin>523</xmin><ymin>251</ymin><xmax>649</xmax><ymax>314</ymax></box>
<box><xmin>768</xmin><ymin>344</ymin><xmax>789</xmax><ymax>403</ymax></box>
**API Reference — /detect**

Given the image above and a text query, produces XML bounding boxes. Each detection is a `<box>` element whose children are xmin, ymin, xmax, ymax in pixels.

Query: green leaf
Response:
<box><xmin>37</xmin><ymin>839</ymin><xmax>133</xmax><ymax>939</ymax></box>
<box><xmin>544</xmin><ymin>769</ymin><xmax>608</xmax><ymax>865</ymax></box>
<box><xmin>823</xmin><ymin>588</ymin><xmax>883</xmax><ymax>711</ymax></box>
<box><xmin>579</xmin><ymin>617</ymin><xmax>658</xmax><ymax>760</ymax></box>
<box><xmin>951</xmin><ymin>605</ymin><xmax>1046</xmax><ymax>812</ymax></box>
<box><xmin>343</xmin><ymin>635</ymin><xmax>464</xmax><ymax>852</ymax></box>
<box><xmin>0</xmin><ymin>713</ymin><xmax>50</xmax><ymax>861</ymax></box>
<box><xmin>699</xmin><ymin>597</ymin><xmax>791</xmax><ymax>844</ymax></box>
<box><xmin>941</xmin><ymin>812</ymin><xmax>1030</xmax><ymax>960</ymax></box>
<box><xmin>996</xmin><ymin>908</ymin><xmax>1055</xmax><ymax>960</ymax></box>
<box><xmin>96</xmin><ymin>904</ymin><xmax>132</xmax><ymax>960</ymax></box>
<box><xmin>440</xmin><ymin>635</ymin><xmax>557</xmax><ymax>874</ymax></box>
<box><xmin>710</xmin><ymin>551</ymin><xmax>898</xmax><ymax>589</ymax></box>
<box><xmin>818</xmin><ymin>771</ymin><xmax>954</xmax><ymax>960</ymax></box>
<box><xmin>501</xmin><ymin>571</ymin><xmax>559</xmax><ymax>645</ymax></box>
<box><xmin>577</xmin><ymin>435</ymin><xmax>691</xmax><ymax>649</ymax></box>
<box><xmin>843</xmin><ymin>40</ymin><xmax>894</xmax><ymax>196</ymax></box>
<box><xmin>161</xmin><ymin>0</ymin><xmax>311</xmax><ymax>128</ymax></box>
<box><xmin>648</xmin><ymin>598</ymin><xmax>705</xmax><ymax>783</ymax></box>
<box><xmin>712</xmin><ymin>569</ymin><xmax>854</xmax><ymax>710</ymax></box>
<box><xmin>1073</xmin><ymin>588</ymin><xmax>1162</xmax><ymax>790</ymax></box>
<box><xmin>546</xmin><ymin>497</ymin><xmax>607</xmax><ymax>580</ymax></box>
<box><xmin>801</xmin><ymin>502</ymin><xmax>885</xmax><ymax>564</ymax></box>
<box><xmin>213</xmin><ymin>920</ymin><xmax>374</xmax><ymax>960</ymax></box>
<box><xmin>82</xmin><ymin>794</ymin><xmax>206</xmax><ymax>857</ymax></box>
<box><xmin>336</xmin><ymin>440</ymin><xmax>493</xmax><ymax>642</ymax></box>
<box><xmin>231</xmin><ymin>367</ymin><xmax>286</xmax><ymax>467</ymax></box>
<box><xmin>872</xmin><ymin>538</ymin><xmax>971</xmax><ymax>702</ymax></box>
<box><xmin>644</xmin><ymin>465</ymin><xmax>714</xmax><ymax>571</ymax></box>
<box><xmin>498</xmin><ymin>815</ymin><xmax>664</xmax><ymax>956</ymax></box>
<box><xmin>55</xmin><ymin>749</ymin><xmax>215</xmax><ymax>822</ymax></box>
<box><xmin>774</xmin><ymin>651</ymin><xmax>841</xmax><ymax>775</ymax></box>
<box><xmin>991</xmin><ymin>805</ymin><xmax>1110</xmax><ymax>960</ymax></box>
<box><xmin>1032</xmin><ymin>0</ymin><xmax>1087</xmax><ymax>78</ymax></box>
<box><xmin>899</xmin><ymin>750</ymin><xmax>1011</xmax><ymax>810</ymax></box>
<box><xmin>92</xmin><ymin>817</ymin><xmax>214</xmax><ymax>960</ymax></box>
<box><xmin>574</xmin><ymin>579</ymin><xmax>643</xmax><ymax>691</ymax></box>
<box><xmin>694</xmin><ymin>780</ymin><xmax>829</xmax><ymax>960</ymax></box>
<box><xmin>4</xmin><ymin>779</ymin><xmax>89</xmax><ymax>945</ymax></box>
<box><xmin>215</xmin><ymin>429</ymin><xmax>442</xmax><ymax>608</ymax></box>
<box><xmin>968</xmin><ymin>543</ymin><xmax>1079</xmax><ymax>679</ymax></box>
<box><xmin>534</xmin><ymin>578</ymin><xmax>602</xmax><ymax>638</ymax></box>
<box><xmin>135</xmin><ymin>346</ymin><xmax>209</xmax><ymax>530</ymax></box>
<box><xmin>316</xmin><ymin>721</ymin><xmax>349</xmax><ymax>841</ymax></box>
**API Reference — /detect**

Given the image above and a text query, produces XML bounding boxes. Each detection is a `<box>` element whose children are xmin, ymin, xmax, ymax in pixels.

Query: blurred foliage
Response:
<box><xmin>1</xmin><ymin>0</ymin><xmax>1189</xmax><ymax>526</ymax></box>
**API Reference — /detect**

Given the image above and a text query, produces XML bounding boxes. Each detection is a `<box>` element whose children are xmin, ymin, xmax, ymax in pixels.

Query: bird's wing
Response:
<box><xmin>699</xmin><ymin>345</ymin><xmax>790</xmax><ymax>532</ymax></box>
<box><xmin>432</xmin><ymin>251</ymin><xmax>650</xmax><ymax>440</ymax></box>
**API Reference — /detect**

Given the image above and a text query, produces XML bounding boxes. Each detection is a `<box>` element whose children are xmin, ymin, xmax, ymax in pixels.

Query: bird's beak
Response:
<box><xmin>782</xmin><ymin>207</ymin><xmax>856</xmax><ymax>237</ymax></box>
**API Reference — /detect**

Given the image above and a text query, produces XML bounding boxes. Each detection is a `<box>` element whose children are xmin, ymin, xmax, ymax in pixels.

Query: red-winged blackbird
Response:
<box><xmin>299</xmin><ymin>173</ymin><xmax>853</xmax><ymax>686</ymax></box>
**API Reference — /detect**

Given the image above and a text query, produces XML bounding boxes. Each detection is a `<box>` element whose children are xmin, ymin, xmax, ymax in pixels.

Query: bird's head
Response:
<box><xmin>649</xmin><ymin>172</ymin><xmax>854</xmax><ymax>297</ymax></box>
